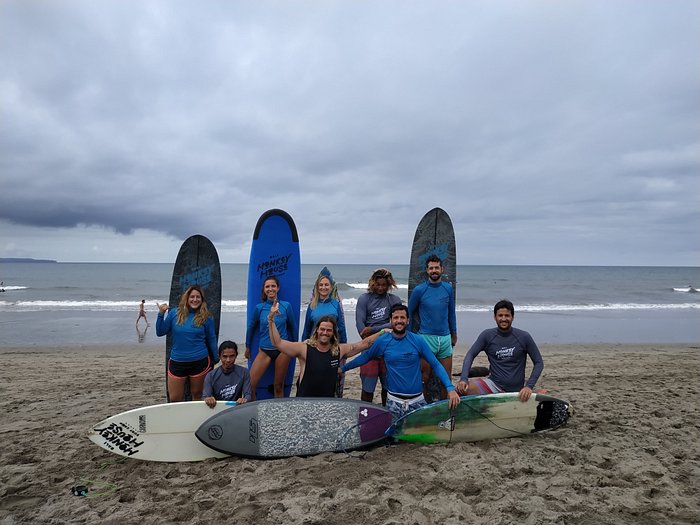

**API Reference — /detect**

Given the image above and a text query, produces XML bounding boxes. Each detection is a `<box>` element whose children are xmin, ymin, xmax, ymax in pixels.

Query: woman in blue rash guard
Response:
<box><xmin>245</xmin><ymin>276</ymin><xmax>298</xmax><ymax>400</ymax></box>
<box><xmin>302</xmin><ymin>269</ymin><xmax>348</xmax><ymax>396</ymax></box>
<box><xmin>156</xmin><ymin>285</ymin><xmax>218</xmax><ymax>402</ymax></box>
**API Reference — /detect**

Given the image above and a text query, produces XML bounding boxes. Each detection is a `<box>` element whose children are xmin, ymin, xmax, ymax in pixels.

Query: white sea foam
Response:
<box><xmin>1</xmin><ymin>299</ymin><xmax>698</xmax><ymax>313</ymax></box>
<box><xmin>345</xmin><ymin>282</ymin><xmax>408</xmax><ymax>290</ymax></box>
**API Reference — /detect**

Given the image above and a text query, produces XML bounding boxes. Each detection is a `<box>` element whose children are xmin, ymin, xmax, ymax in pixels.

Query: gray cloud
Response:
<box><xmin>1</xmin><ymin>0</ymin><xmax>698</xmax><ymax>265</ymax></box>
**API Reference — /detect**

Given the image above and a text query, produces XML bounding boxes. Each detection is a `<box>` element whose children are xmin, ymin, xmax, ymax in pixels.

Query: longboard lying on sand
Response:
<box><xmin>196</xmin><ymin>398</ymin><xmax>392</xmax><ymax>458</ymax></box>
<box><xmin>408</xmin><ymin>207</ymin><xmax>457</xmax><ymax>403</ymax></box>
<box><xmin>247</xmin><ymin>209</ymin><xmax>301</xmax><ymax>399</ymax></box>
<box><xmin>88</xmin><ymin>401</ymin><xmax>235</xmax><ymax>462</ymax></box>
<box><xmin>387</xmin><ymin>392</ymin><xmax>573</xmax><ymax>444</ymax></box>
<box><xmin>166</xmin><ymin>234</ymin><xmax>221</xmax><ymax>401</ymax></box>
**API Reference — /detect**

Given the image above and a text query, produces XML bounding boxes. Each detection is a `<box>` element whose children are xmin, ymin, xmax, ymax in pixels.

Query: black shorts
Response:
<box><xmin>168</xmin><ymin>356</ymin><xmax>211</xmax><ymax>379</ymax></box>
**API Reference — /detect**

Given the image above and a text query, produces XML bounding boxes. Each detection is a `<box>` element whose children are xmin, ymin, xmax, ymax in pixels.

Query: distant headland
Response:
<box><xmin>0</xmin><ymin>257</ymin><xmax>58</xmax><ymax>263</ymax></box>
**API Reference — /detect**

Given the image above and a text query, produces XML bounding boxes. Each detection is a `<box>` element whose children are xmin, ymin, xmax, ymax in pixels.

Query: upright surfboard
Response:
<box><xmin>166</xmin><ymin>235</ymin><xmax>222</xmax><ymax>401</ymax></box>
<box><xmin>407</xmin><ymin>207</ymin><xmax>457</xmax><ymax>403</ymax></box>
<box><xmin>247</xmin><ymin>209</ymin><xmax>301</xmax><ymax>399</ymax></box>
<box><xmin>196</xmin><ymin>398</ymin><xmax>392</xmax><ymax>458</ymax></box>
<box><xmin>88</xmin><ymin>401</ymin><xmax>235</xmax><ymax>462</ymax></box>
<box><xmin>387</xmin><ymin>392</ymin><xmax>573</xmax><ymax>444</ymax></box>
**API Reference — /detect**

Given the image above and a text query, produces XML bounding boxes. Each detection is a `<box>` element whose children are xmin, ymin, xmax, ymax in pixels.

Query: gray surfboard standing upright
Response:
<box><xmin>165</xmin><ymin>235</ymin><xmax>221</xmax><ymax>402</ymax></box>
<box><xmin>408</xmin><ymin>207</ymin><xmax>457</xmax><ymax>403</ymax></box>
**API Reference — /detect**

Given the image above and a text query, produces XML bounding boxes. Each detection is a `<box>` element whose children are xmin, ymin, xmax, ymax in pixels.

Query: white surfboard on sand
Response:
<box><xmin>88</xmin><ymin>401</ymin><xmax>236</xmax><ymax>462</ymax></box>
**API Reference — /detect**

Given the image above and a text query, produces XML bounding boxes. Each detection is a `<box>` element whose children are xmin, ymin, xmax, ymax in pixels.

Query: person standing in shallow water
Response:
<box><xmin>136</xmin><ymin>299</ymin><xmax>149</xmax><ymax>327</ymax></box>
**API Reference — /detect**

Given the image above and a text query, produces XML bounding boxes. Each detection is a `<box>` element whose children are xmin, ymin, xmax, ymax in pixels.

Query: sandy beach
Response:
<box><xmin>1</xmin><ymin>343</ymin><xmax>698</xmax><ymax>524</ymax></box>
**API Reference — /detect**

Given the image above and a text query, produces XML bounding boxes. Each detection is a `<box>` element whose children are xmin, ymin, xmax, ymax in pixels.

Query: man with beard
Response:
<box><xmin>407</xmin><ymin>254</ymin><xmax>457</xmax><ymax>400</ymax></box>
<box><xmin>268</xmin><ymin>301</ymin><xmax>387</xmax><ymax>397</ymax></box>
<box><xmin>455</xmin><ymin>299</ymin><xmax>544</xmax><ymax>402</ymax></box>
<box><xmin>341</xmin><ymin>304</ymin><xmax>460</xmax><ymax>420</ymax></box>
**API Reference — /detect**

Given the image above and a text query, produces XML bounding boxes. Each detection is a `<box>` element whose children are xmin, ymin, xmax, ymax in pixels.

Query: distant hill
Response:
<box><xmin>0</xmin><ymin>257</ymin><xmax>58</xmax><ymax>263</ymax></box>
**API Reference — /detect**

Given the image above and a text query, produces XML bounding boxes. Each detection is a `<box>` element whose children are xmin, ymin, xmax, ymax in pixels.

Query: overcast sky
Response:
<box><xmin>1</xmin><ymin>0</ymin><xmax>698</xmax><ymax>266</ymax></box>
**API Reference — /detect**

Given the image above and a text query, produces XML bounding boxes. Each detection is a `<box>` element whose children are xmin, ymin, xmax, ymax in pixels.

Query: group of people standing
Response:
<box><xmin>154</xmin><ymin>256</ymin><xmax>545</xmax><ymax>421</ymax></box>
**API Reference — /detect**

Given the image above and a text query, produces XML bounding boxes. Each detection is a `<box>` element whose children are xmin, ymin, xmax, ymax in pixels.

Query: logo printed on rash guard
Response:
<box><xmin>496</xmin><ymin>346</ymin><xmax>515</xmax><ymax>360</ymax></box>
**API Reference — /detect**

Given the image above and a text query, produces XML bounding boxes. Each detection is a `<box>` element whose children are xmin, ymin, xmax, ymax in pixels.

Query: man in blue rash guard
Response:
<box><xmin>341</xmin><ymin>304</ymin><xmax>461</xmax><ymax>420</ymax></box>
<box><xmin>407</xmin><ymin>254</ymin><xmax>457</xmax><ymax>400</ymax></box>
<box><xmin>455</xmin><ymin>299</ymin><xmax>544</xmax><ymax>402</ymax></box>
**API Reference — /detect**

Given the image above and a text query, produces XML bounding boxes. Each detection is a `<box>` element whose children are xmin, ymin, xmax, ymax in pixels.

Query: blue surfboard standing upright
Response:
<box><xmin>246</xmin><ymin>209</ymin><xmax>301</xmax><ymax>400</ymax></box>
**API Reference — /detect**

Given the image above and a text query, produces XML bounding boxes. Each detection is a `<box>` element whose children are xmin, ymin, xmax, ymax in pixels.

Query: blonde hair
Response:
<box><xmin>176</xmin><ymin>285</ymin><xmax>212</xmax><ymax>327</ymax></box>
<box><xmin>310</xmin><ymin>275</ymin><xmax>341</xmax><ymax>310</ymax></box>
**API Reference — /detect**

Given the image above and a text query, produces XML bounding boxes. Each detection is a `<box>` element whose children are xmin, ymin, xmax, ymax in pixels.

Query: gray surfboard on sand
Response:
<box><xmin>196</xmin><ymin>397</ymin><xmax>392</xmax><ymax>458</ymax></box>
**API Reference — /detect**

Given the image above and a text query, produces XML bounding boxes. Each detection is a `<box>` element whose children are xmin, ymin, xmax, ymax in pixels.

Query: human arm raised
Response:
<box><xmin>155</xmin><ymin>303</ymin><xmax>172</xmax><ymax>337</ymax></box>
<box><xmin>268</xmin><ymin>301</ymin><xmax>306</xmax><ymax>359</ymax></box>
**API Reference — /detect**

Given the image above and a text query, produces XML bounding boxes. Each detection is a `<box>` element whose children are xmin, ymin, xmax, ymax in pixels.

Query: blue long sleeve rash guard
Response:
<box><xmin>302</xmin><ymin>297</ymin><xmax>347</xmax><ymax>343</ymax></box>
<box><xmin>156</xmin><ymin>308</ymin><xmax>218</xmax><ymax>363</ymax></box>
<box><xmin>246</xmin><ymin>299</ymin><xmax>298</xmax><ymax>349</ymax></box>
<box><xmin>407</xmin><ymin>280</ymin><xmax>456</xmax><ymax>337</ymax></box>
<box><xmin>341</xmin><ymin>331</ymin><xmax>455</xmax><ymax>396</ymax></box>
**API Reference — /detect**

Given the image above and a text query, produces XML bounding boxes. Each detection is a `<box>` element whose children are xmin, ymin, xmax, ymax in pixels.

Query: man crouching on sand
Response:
<box><xmin>203</xmin><ymin>341</ymin><xmax>251</xmax><ymax>408</ymax></box>
<box><xmin>455</xmin><ymin>299</ymin><xmax>544</xmax><ymax>402</ymax></box>
<box><xmin>340</xmin><ymin>304</ymin><xmax>460</xmax><ymax>420</ymax></box>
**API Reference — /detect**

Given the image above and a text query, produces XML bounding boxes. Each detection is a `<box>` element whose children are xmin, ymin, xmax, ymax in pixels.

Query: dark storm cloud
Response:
<box><xmin>0</xmin><ymin>0</ymin><xmax>698</xmax><ymax>264</ymax></box>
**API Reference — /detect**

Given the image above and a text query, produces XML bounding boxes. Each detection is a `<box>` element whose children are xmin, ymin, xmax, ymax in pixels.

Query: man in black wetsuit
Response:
<box><xmin>268</xmin><ymin>301</ymin><xmax>388</xmax><ymax>397</ymax></box>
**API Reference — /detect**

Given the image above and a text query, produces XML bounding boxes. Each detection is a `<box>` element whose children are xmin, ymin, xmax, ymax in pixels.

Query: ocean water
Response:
<box><xmin>1</xmin><ymin>262</ymin><xmax>698</xmax><ymax>346</ymax></box>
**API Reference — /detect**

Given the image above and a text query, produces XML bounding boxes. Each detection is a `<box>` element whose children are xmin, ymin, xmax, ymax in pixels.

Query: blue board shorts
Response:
<box><xmin>421</xmin><ymin>334</ymin><xmax>453</xmax><ymax>359</ymax></box>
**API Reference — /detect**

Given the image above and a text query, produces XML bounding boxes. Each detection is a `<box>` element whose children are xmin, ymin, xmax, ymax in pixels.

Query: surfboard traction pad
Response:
<box><xmin>197</xmin><ymin>399</ymin><xmax>392</xmax><ymax>458</ymax></box>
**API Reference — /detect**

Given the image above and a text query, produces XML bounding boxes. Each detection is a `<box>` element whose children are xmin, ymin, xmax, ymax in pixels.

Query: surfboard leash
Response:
<box><xmin>73</xmin><ymin>478</ymin><xmax>120</xmax><ymax>499</ymax></box>
<box><xmin>337</xmin><ymin>411</ymin><xmax>394</xmax><ymax>458</ymax></box>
